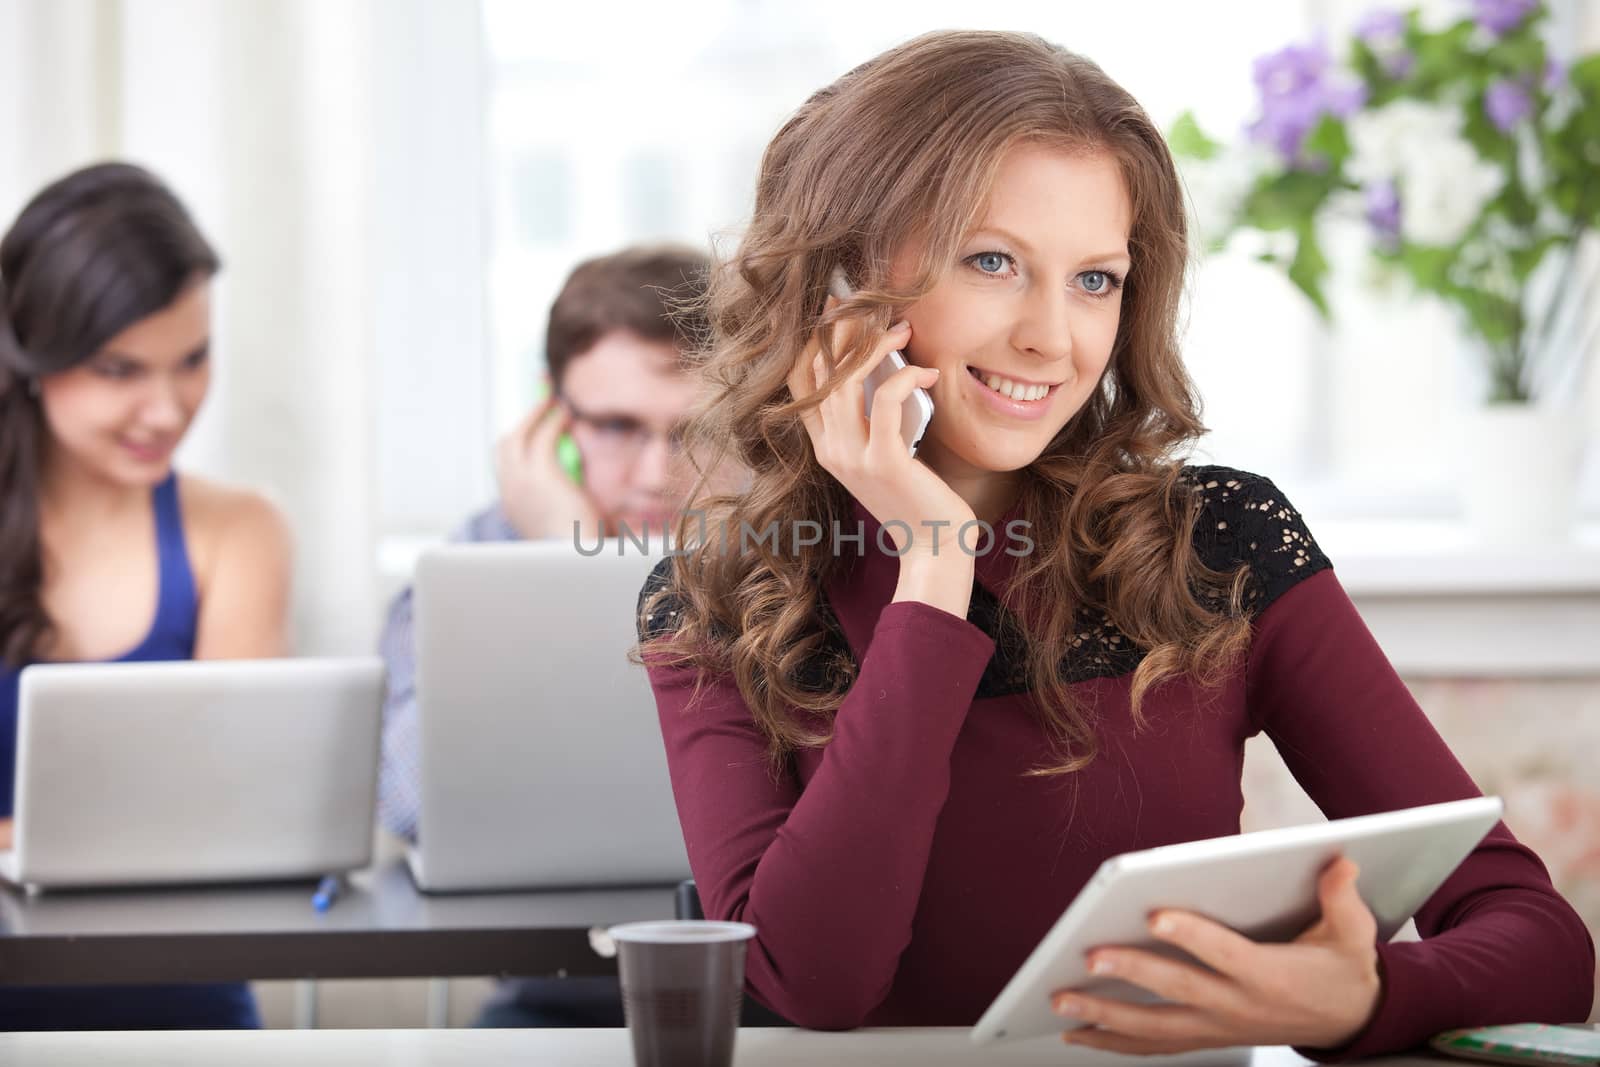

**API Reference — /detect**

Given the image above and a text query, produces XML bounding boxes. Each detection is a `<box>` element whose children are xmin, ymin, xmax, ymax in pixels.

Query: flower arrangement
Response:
<box><xmin>1171</xmin><ymin>0</ymin><xmax>1600</xmax><ymax>403</ymax></box>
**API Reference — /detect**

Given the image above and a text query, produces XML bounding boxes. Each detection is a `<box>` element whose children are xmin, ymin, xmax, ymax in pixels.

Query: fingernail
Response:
<box><xmin>1054</xmin><ymin>994</ymin><xmax>1083</xmax><ymax>1016</ymax></box>
<box><xmin>1089</xmin><ymin>955</ymin><xmax>1114</xmax><ymax>976</ymax></box>
<box><xmin>1151</xmin><ymin>913</ymin><xmax>1176</xmax><ymax>936</ymax></box>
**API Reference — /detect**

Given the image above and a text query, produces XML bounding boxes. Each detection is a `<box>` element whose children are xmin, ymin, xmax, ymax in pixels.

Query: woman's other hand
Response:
<box><xmin>1052</xmin><ymin>856</ymin><xmax>1383</xmax><ymax>1054</ymax></box>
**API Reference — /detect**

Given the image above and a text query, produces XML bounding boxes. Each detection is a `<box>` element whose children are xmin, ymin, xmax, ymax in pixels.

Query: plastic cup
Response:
<box><xmin>607</xmin><ymin>920</ymin><xmax>757</xmax><ymax>1067</ymax></box>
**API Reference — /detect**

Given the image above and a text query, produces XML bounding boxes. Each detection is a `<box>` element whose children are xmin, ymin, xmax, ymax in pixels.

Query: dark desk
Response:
<box><xmin>0</xmin><ymin>860</ymin><xmax>675</xmax><ymax>986</ymax></box>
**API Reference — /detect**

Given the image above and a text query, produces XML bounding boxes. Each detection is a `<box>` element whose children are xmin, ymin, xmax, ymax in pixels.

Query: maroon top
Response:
<box><xmin>638</xmin><ymin>467</ymin><xmax>1594</xmax><ymax>1058</ymax></box>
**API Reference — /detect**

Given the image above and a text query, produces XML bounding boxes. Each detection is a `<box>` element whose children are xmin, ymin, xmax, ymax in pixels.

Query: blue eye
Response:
<box><xmin>1078</xmin><ymin>270</ymin><xmax>1123</xmax><ymax>299</ymax></box>
<box><xmin>966</xmin><ymin>251</ymin><xmax>1015</xmax><ymax>277</ymax></box>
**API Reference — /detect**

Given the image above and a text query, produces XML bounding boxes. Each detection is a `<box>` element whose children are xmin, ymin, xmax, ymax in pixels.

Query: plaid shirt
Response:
<box><xmin>376</xmin><ymin>502</ymin><xmax>520</xmax><ymax>842</ymax></box>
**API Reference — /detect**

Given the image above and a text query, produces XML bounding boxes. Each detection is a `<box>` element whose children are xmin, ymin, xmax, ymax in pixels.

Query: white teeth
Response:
<box><xmin>977</xmin><ymin>371</ymin><xmax>1049</xmax><ymax>402</ymax></box>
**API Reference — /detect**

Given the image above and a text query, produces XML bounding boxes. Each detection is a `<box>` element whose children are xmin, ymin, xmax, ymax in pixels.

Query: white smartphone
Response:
<box><xmin>828</xmin><ymin>268</ymin><xmax>934</xmax><ymax>457</ymax></box>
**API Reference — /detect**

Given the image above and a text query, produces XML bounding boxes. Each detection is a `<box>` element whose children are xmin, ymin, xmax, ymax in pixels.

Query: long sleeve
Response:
<box><xmin>375</xmin><ymin>584</ymin><xmax>422</xmax><ymax>842</ymax></box>
<box><xmin>1247</xmin><ymin>568</ymin><xmax>1595</xmax><ymax>1058</ymax></box>
<box><xmin>644</xmin><ymin>596</ymin><xmax>995</xmax><ymax>1029</ymax></box>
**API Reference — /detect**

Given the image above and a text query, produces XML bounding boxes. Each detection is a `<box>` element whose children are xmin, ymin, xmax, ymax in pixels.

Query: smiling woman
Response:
<box><xmin>635</xmin><ymin>28</ymin><xmax>1593</xmax><ymax>1059</ymax></box>
<box><xmin>0</xmin><ymin>161</ymin><xmax>291</xmax><ymax>1030</ymax></box>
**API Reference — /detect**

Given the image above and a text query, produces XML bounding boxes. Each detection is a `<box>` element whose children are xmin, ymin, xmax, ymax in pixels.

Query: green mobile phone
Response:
<box><xmin>1431</xmin><ymin>1025</ymin><xmax>1600</xmax><ymax>1066</ymax></box>
<box><xmin>557</xmin><ymin>432</ymin><xmax>583</xmax><ymax>486</ymax></box>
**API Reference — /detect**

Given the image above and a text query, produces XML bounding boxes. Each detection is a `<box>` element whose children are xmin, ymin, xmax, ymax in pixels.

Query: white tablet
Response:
<box><xmin>971</xmin><ymin>795</ymin><xmax>1503</xmax><ymax>1045</ymax></box>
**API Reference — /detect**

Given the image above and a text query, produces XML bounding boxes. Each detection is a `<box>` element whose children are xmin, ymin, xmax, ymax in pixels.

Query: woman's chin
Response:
<box><xmin>925</xmin><ymin>434</ymin><xmax>1048</xmax><ymax>476</ymax></box>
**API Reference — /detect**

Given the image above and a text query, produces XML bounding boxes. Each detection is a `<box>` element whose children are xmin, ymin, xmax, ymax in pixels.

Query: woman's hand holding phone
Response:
<box><xmin>496</xmin><ymin>391</ymin><xmax>604</xmax><ymax>542</ymax></box>
<box><xmin>788</xmin><ymin>310</ymin><xmax>976</xmax><ymax>619</ymax></box>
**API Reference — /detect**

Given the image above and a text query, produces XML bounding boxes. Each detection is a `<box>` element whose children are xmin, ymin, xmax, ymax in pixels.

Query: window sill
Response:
<box><xmin>1320</xmin><ymin>520</ymin><xmax>1600</xmax><ymax>678</ymax></box>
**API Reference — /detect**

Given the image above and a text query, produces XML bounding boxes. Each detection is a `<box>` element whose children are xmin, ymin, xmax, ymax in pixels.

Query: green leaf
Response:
<box><xmin>1168</xmin><ymin>111</ymin><xmax>1222</xmax><ymax>161</ymax></box>
<box><xmin>1486</xmin><ymin>175</ymin><xmax>1539</xmax><ymax>228</ymax></box>
<box><xmin>1240</xmin><ymin>170</ymin><xmax>1338</xmax><ymax>232</ymax></box>
<box><xmin>1410</xmin><ymin>20</ymin><xmax>1477</xmax><ymax>92</ymax></box>
<box><xmin>1487</xmin><ymin>33</ymin><xmax>1544</xmax><ymax>80</ymax></box>
<box><xmin>1453</xmin><ymin>287</ymin><xmax>1521</xmax><ymax>348</ymax></box>
<box><xmin>1571</xmin><ymin>54</ymin><xmax>1600</xmax><ymax>98</ymax></box>
<box><xmin>1399</xmin><ymin>245</ymin><xmax>1456</xmax><ymax>297</ymax></box>
<box><xmin>1508</xmin><ymin>234</ymin><xmax>1565</xmax><ymax>281</ymax></box>
<box><xmin>1462</xmin><ymin>98</ymin><xmax>1516</xmax><ymax>164</ymax></box>
<box><xmin>1302</xmin><ymin>114</ymin><xmax>1352</xmax><ymax>169</ymax></box>
<box><xmin>1287</xmin><ymin>223</ymin><xmax>1330</xmax><ymax>319</ymax></box>
<box><xmin>1349</xmin><ymin>41</ymin><xmax>1385</xmax><ymax>85</ymax></box>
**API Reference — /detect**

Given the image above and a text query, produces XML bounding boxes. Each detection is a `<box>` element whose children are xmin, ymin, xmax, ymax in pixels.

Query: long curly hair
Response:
<box><xmin>641</xmin><ymin>30</ymin><xmax>1252</xmax><ymax>775</ymax></box>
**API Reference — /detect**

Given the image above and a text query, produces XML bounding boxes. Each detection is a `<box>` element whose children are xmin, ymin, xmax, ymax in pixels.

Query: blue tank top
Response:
<box><xmin>0</xmin><ymin>472</ymin><xmax>258</xmax><ymax>1031</ymax></box>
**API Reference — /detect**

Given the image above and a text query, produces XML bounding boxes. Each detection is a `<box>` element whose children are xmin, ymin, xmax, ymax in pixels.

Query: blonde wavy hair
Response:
<box><xmin>640</xmin><ymin>30</ymin><xmax>1252</xmax><ymax>776</ymax></box>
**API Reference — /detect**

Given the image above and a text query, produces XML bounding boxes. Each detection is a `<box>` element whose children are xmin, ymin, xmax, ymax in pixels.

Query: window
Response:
<box><xmin>378</xmin><ymin>0</ymin><xmax>1597</xmax><ymax>554</ymax></box>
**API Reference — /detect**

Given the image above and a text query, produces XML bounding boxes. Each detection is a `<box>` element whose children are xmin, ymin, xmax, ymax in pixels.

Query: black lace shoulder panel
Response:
<box><xmin>1181</xmin><ymin>465</ymin><xmax>1333</xmax><ymax>614</ymax></box>
<box><xmin>637</xmin><ymin>556</ymin><xmax>683</xmax><ymax>643</ymax></box>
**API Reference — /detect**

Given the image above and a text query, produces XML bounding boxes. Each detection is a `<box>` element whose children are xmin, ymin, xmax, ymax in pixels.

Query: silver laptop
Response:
<box><xmin>409</xmin><ymin>540</ymin><xmax>689</xmax><ymax>891</ymax></box>
<box><xmin>0</xmin><ymin>657</ymin><xmax>384</xmax><ymax>892</ymax></box>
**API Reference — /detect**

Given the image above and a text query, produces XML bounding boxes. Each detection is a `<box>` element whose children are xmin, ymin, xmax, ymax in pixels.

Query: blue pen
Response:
<box><xmin>312</xmin><ymin>874</ymin><xmax>342</xmax><ymax>912</ymax></box>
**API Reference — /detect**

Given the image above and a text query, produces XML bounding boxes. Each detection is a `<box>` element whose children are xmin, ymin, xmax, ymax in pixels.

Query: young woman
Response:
<box><xmin>0</xmin><ymin>162</ymin><xmax>292</xmax><ymax>1029</ymax></box>
<box><xmin>637</xmin><ymin>31</ymin><xmax>1594</xmax><ymax>1057</ymax></box>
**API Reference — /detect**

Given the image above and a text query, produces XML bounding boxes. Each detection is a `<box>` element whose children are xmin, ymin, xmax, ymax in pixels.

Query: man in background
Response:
<box><xmin>377</xmin><ymin>244</ymin><xmax>712</xmax><ymax>1026</ymax></box>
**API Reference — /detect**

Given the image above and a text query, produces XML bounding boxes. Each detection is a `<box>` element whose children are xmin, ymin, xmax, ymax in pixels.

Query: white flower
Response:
<box><xmin>1346</xmin><ymin>100</ymin><xmax>1503</xmax><ymax>247</ymax></box>
<box><xmin>1400</xmin><ymin>139</ymin><xmax>1504</xmax><ymax>246</ymax></box>
<box><xmin>1178</xmin><ymin>142</ymin><xmax>1276</xmax><ymax>250</ymax></box>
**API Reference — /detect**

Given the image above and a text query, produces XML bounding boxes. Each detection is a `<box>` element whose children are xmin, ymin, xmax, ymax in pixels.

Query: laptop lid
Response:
<box><xmin>412</xmin><ymin>540</ymin><xmax>688</xmax><ymax>891</ymax></box>
<box><xmin>7</xmin><ymin>657</ymin><xmax>383</xmax><ymax>891</ymax></box>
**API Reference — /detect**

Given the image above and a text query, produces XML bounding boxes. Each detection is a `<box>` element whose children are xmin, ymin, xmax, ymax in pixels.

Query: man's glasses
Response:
<box><xmin>562</xmin><ymin>397</ymin><xmax>688</xmax><ymax>460</ymax></box>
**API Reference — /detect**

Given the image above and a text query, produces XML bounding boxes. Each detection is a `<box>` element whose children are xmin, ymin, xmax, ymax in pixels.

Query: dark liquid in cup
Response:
<box><xmin>617</xmin><ymin>936</ymin><xmax>748</xmax><ymax>1067</ymax></box>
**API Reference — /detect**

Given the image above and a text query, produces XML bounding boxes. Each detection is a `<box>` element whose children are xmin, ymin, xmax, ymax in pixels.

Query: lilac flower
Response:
<box><xmin>1355</xmin><ymin>9</ymin><xmax>1405</xmax><ymax>47</ymax></box>
<box><xmin>1485</xmin><ymin>78</ymin><xmax>1533</xmax><ymax>132</ymax></box>
<box><xmin>1384</xmin><ymin>51</ymin><xmax>1416</xmax><ymax>78</ymax></box>
<box><xmin>1472</xmin><ymin>0</ymin><xmax>1540</xmax><ymax>37</ymax></box>
<box><xmin>1364</xmin><ymin>180</ymin><xmax>1402</xmax><ymax>250</ymax></box>
<box><xmin>1248</xmin><ymin>40</ymin><xmax>1368</xmax><ymax>167</ymax></box>
<box><xmin>1545</xmin><ymin>58</ymin><xmax>1568</xmax><ymax>91</ymax></box>
<box><xmin>1355</xmin><ymin>9</ymin><xmax>1413</xmax><ymax>79</ymax></box>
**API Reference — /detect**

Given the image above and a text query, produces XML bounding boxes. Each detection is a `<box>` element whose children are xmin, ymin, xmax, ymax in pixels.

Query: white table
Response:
<box><xmin>0</xmin><ymin>1028</ymin><xmax>1438</xmax><ymax>1066</ymax></box>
